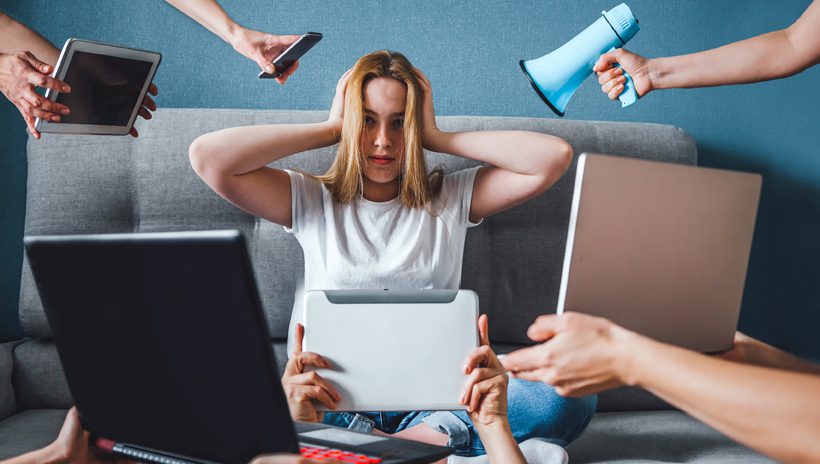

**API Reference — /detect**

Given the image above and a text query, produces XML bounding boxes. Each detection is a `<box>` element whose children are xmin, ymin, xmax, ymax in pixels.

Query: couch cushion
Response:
<box><xmin>22</xmin><ymin>110</ymin><xmax>696</xmax><ymax>345</ymax></box>
<box><xmin>0</xmin><ymin>409</ymin><xmax>66</xmax><ymax>460</ymax></box>
<box><xmin>12</xmin><ymin>339</ymin><xmax>72</xmax><ymax>410</ymax></box>
<box><xmin>566</xmin><ymin>411</ymin><xmax>774</xmax><ymax>463</ymax></box>
<box><xmin>0</xmin><ymin>341</ymin><xmax>19</xmax><ymax>420</ymax></box>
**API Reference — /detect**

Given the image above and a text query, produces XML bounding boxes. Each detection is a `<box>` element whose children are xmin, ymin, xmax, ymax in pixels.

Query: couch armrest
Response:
<box><xmin>0</xmin><ymin>340</ymin><xmax>20</xmax><ymax>420</ymax></box>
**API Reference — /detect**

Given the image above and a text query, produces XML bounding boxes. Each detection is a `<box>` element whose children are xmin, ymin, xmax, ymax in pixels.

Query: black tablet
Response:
<box><xmin>35</xmin><ymin>38</ymin><xmax>161</xmax><ymax>135</ymax></box>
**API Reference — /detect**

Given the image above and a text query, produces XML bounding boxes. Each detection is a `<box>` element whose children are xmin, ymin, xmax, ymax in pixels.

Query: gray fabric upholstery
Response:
<box><xmin>0</xmin><ymin>409</ymin><xmax>67</xmax><ymax>460</ymax></box>
<box><xmin>0</xmin><ymin>341</ymin><xmax>18</xmax><ymax>420</ymax></box>
<box><xmin>8</xmin><ymin>108</ymin><xmax>770</xmax><ymax>463</ymax></box>
<box><xmin>566</xmin><ymin>411</ymin><xmax>774</xmax><ymax>463</ymax></box>
<box><xmin>20</xmin><ymin>109</ymin><xmax>696</xmax><ymax>345</ymax></box>
<box><xmin>12</xmin><ymin>339</ymin><xmax>72</xmax><ymax>410</ymax></box>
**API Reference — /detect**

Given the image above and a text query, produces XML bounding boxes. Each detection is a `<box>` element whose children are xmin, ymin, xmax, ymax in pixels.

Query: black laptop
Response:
<box><xmin>23</xmin><ymin>230</ymin><xmax>452</xmax><ymax>464</ymax></box>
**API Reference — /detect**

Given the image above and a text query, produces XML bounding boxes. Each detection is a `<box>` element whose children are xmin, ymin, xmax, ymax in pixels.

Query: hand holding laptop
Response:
<box><xmin>501</xmin><ymin>312</ymin><xmax>640</xmax><ymax>397</ymax></box>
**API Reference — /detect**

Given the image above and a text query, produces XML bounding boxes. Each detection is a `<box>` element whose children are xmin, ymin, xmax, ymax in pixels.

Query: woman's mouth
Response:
<box><xmin>369</xmin><ymin>155</ymin><xmax>395</xmax><ymax>166</ymax></box>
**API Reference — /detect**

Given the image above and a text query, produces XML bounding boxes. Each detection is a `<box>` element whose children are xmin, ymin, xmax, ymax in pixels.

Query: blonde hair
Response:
<box><xmin>315</xmin><ymin>50</ymin><xmax>443</xmax><ymax>208</ymax></box>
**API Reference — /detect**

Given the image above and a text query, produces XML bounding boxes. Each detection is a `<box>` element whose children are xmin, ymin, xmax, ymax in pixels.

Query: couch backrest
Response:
<box><xmin>21</xmin><ymin>109</ymin><xmax>696</xmax><ymax>345</ymax></box>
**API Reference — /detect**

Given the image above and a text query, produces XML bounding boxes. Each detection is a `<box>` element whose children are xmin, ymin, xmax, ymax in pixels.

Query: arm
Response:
<box><xmin>0</xmin><ymin>13</ymin><xmax>67</xmax><ymax>138</ymax></box>
<box><xmin>460</xmin><ymin>315</ymin><xmax>527</xmax><ymax>464</ymax></box>
<box><xmin>628</xmin><ymin>335</ymin><xmax>820</xmax><ymax>464</ymax></box>
<box><xmin>189</xmin><ymin>70</ymin><xmax>350</xmax><ymax>227</ymax></box>
<box><xmin>595</xmin><ymin>0</ymin><xmax>820</xmax><ymax>99</ymax></box>
<box><xmin>414</xmin><ymin>71</ymin><xmax>572</xmax><ymax>223</ymax></box>
<box><xmin>0</xmin><ymin>407</ymin><xmax>130</xmax><ymax>464</ymax></box>
<box><xmin>718</xmin><ymin>331</ymin><xmax>820</xmax><ymax>375</ymax></box>
<box><xmin>501</xmin><ymin>313</ymin><xmax>820</xmax><ymax>464</ymax></box>
<box><xmin>0</xmin><ymin>12</ymin><xmax>59</xmax><ymax>64</ymax></box>
<box><xmin>163</xmin><ymin>0</ymin><xmax>300</xmax><ymax>82</ymax></box>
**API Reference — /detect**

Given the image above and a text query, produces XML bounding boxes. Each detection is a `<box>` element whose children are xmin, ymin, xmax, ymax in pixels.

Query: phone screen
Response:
<box><xmin>259</xmin><ymin>32</ymin><xmax>322</xmax><ymax>78</ymax></box>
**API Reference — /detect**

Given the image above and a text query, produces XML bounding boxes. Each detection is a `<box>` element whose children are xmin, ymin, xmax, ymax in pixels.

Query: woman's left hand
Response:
<box><xmin>460</xmin><ymin>314</ymin><xmax>509</xmax><ymax>427</ymax></box>
<box><xmin>413</xmin><ymin>69</ymin><xmax>441</xmax><ymax>149</ymax></box>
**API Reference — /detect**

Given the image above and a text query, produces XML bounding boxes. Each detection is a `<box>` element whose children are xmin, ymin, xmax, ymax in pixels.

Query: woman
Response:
<box><xmin>190</xmin><ymin>50</ymin><xmax>595</xmax><ymax>457</ymax></box>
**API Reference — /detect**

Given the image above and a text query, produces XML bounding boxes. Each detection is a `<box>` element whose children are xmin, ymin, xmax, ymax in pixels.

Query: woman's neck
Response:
<box><xmin>363</xmin><ymin>179</ymin><xmax>400</xmax><ymax>202</ymax></box>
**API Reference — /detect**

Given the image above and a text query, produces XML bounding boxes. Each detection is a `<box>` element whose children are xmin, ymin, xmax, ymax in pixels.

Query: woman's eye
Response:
<box><xmin>393</xmin><ymin>119</ymin><xmax>404</xmax><ymax>128</ymax></box>
<box><xmin>365</xmin><ymin>116</ymin><xmax>375</xmax><ymax>125</ymax></box>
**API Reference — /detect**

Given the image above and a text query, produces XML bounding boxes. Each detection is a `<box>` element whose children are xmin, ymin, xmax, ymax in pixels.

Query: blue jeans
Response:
<box><xmin>323</xmin><ymin>378</ymin><xmax>597</xmax><ymax>457</ymax></box>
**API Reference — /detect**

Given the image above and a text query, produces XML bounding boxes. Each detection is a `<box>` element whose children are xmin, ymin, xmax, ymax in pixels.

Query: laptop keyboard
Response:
<box><xmin>300</xmin><ymin>445</ymin><xmax>383</xmax><ymax>463</ymax></box>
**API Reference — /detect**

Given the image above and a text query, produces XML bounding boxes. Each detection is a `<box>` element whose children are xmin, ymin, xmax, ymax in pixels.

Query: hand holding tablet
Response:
<box><xmin>35</xmin><ymin>39</ymin><xmax>161</xmax><ymax>137</ymax></box>
<box><xmin>0</xmin><ymin>51</ymin><xmax>71</xmax><ymax>139</ymax></box>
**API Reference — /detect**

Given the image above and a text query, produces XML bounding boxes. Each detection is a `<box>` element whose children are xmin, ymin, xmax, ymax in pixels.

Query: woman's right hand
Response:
<box><xmin>593</xmin><ymin>48</ymin><xmax>653</xmax><ymax>100</ymax></box>
<box><xmin>281</xmin><ymin>323</ymin><xmax>341</xmax><ymax>422</ymax></box>
<box><xmin>327</xmin><ymin>69</ymin><xmax>352</xmax><ymax>140</ymax></box>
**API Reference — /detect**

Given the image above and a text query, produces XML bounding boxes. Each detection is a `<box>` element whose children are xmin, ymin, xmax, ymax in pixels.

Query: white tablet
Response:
<box><xmin>303</xmin><ymin>289</ymin><xmax>479</xmax><ymax>412</ymax></box>
<box><xmin>35</xmin><ymin>39</ymin><xmax>161</xmax><ymax>136</ymax></box>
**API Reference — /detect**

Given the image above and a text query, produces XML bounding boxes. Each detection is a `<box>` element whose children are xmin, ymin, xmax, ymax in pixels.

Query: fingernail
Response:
<box><xmin>619</xmin><ymin>76</ymin><xmax>626</xmax><ymax>83</ymax></box>
<box><xmin>51</xmin><ymin>115</ymin><xmax>60</xmax><ymax>122</ymax></box>
<box><xmin>264</xmin><ymin>64</ymin><xmax>273</xmax><ymax>73</ymax></box>
<box><xmin>61</xmin><ymin>108</ymin><xmax>69</xmax><ymax>115</ymax></box>
<box><xmin>62</xmin><ymin>85</ymin><xmax>71</xmax><ymax>92</ymax></box>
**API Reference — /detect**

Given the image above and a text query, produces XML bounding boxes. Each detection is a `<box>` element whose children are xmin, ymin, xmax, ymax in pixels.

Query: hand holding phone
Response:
<box><xmin>258</xmin><ymin>32</ymin><xmax>322</xmax><ymax>79</ymax></box>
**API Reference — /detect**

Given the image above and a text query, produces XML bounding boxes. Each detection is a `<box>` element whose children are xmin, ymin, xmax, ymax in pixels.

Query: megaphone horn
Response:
<box><xmin>521</xmin><ymin>3</ymin><xmax>640</xmax><ymax>117</ymax></box>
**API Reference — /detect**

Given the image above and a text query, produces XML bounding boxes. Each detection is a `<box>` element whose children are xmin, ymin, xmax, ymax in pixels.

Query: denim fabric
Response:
<box><xmin>323</xmin><ymin>378</ymin><xmax>597</xmax><ymax>457</ymax></box>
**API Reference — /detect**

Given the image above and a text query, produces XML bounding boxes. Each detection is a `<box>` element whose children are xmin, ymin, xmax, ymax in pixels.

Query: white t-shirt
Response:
<box><xmin>284</xmin><ymin>167</ymin><xmax>482</xmax><ymax>351</ymax></box>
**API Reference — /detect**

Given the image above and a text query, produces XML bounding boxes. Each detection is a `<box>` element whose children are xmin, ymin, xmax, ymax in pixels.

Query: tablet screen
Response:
<box><xmin>56</xmin><ymin>51</ymin><xmax>153</xmax><ymax>126</ymax></box>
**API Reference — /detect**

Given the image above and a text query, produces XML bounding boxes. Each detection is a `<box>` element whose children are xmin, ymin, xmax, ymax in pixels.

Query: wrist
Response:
<box><xmin>40</xmin><ymin>441</ymin><xmax>69</xmax><ymax>464</ymax></box>
<box><xmin>227</xmin><ymin>24</ymin><xmax>248</xmax><ymax>53</ymax></box>
<box><xmin>646</xmin><ymin>57</ymin><xmax>667</xmax><ymax>92</ymax></box>
<box><xmin>320</xmin><ymin>120</ymin><xmax>342</xmax><ymax>143</ymax></box>
<box><xmin>610</xmin><ymin>324</ymin><xmax>646</xmax><ymax>387</ymax></box>
<box><xmin>423</xmin><ymin>127</ymin><xmax>445</xmax><ymax>152</ymax></box>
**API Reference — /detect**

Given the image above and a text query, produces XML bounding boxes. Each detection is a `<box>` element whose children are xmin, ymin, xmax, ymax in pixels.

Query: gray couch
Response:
<box><xmin>0</xmin><ymin>109</ymin><xmax>772</xmax><ymax>463</ymax></box>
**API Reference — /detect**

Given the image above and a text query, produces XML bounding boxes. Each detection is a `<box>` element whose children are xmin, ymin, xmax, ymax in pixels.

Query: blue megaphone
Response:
<box><xmin>520</xmin><ymin>3</ymin><xmax>640</xmax><ymax>117</ymax></box>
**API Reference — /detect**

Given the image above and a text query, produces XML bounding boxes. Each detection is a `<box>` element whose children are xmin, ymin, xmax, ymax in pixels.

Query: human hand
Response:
<box><xmin>500</xmin><ymin>312</ymin><xmax>640</xmax><ymax>397</ymax></box>
<box><xmin>327</xmin><ymin>68</ymin><xmax>352</xmax><ymax>139</ymax></box>
<box><xmin>0</xmin><ymin>51</ymin><xmax>70</xmax><ymax>140</ymax></box>
<box><xmin>593</xmin><ymin>48</ymin><xmax>653</xmax><ymax>100</ymax></box>
<box><xmin>412</xmin><ymin>68</ymin><xmax>441</xmax><ymax>149</ymax></box>
<box><xmin>281</xmin><ymin>323</ymin><xmax>341</xmax><ymax>422</ymax></box>
<box><xmin>231</xmin><ymin>27</ymin><xmax>301</xmax><ymax>84</ymax></box>
<box><xmin>129</xmin><ymin>82</ymin><xmax>158</xmax><ymax>138</ymax></box>
<box><xmin>45</xmin><ymin>407</ymin><xmax>135</xmax><ymax>463</ymax></box>
<box><xmin>460</xmin><ymin>314</ymin><xmax>509</xmax><ymax>428</ymax></box>
<box><xmin>250</xmin><ymin>454</ymin><xmax>342</xmax><ymax>464</ymax></box>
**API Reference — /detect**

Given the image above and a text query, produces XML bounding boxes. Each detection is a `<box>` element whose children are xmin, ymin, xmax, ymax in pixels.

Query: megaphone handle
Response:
<box><xmin>606</xmin><ymin>47</ymin><xmax>639</xmax><ymax>108</ymax></box>
<box><xmin>615</xmin><ymin>64</ymin><xmax>638</xmax><ymax>107</ymax></box>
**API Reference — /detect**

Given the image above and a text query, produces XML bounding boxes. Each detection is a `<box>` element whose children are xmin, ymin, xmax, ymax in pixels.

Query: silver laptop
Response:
<box><xmin>303</xmin><ymin>289</ymin><xmax>479</xmax><ymax>411</ymax></box>
<box><xmin>557</xmin><ymin>153</ymin><xmax>762</xmax><ymax>352</ymax></box>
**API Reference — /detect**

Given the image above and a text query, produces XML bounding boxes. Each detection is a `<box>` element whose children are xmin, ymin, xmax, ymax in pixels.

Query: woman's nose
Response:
<box><xmin>374</xmin><ymin>124</ymin><xmax>392</xmax><ymax>148</ymax></box>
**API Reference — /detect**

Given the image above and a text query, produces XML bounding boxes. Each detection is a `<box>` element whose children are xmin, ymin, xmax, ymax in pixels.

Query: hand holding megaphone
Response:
<box><xmin>594</xmin><ymin>48</ymin><xmax>653</xmax><ymax>101</ymax></box>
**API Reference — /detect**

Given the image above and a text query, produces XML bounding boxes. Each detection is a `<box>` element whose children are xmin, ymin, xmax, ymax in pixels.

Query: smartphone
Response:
<box><xmin>258</xmin><ymin>32</ymin><xmax>322</xmax><ymax>79</ymax></box>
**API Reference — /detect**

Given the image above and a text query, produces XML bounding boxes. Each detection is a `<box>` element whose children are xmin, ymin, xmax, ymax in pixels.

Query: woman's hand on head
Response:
<box><xmin>327</xmin><ymin>68</ymin><xmax>353</xmax><ymax>140</ymax></box>
<box><xmin>460</xmin><ymin>314</ymin><xmax>509</xmax><ymax>428</ymax></box>
<box><xmin>412</xmin><ymin>69</ymin><xmax>441</xmax><ymax>149</ymax></box>
<box><xmin>281</xmin><ymin>323</ymin><xmax>341</xmax><ymax>423</ymax></box>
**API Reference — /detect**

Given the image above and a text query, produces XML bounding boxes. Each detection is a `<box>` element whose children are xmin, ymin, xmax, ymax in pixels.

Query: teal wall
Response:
<box><xmin>1</xmin><ymin>1</ymin><xmax>818</xmax><ymax>357</ymax></box>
